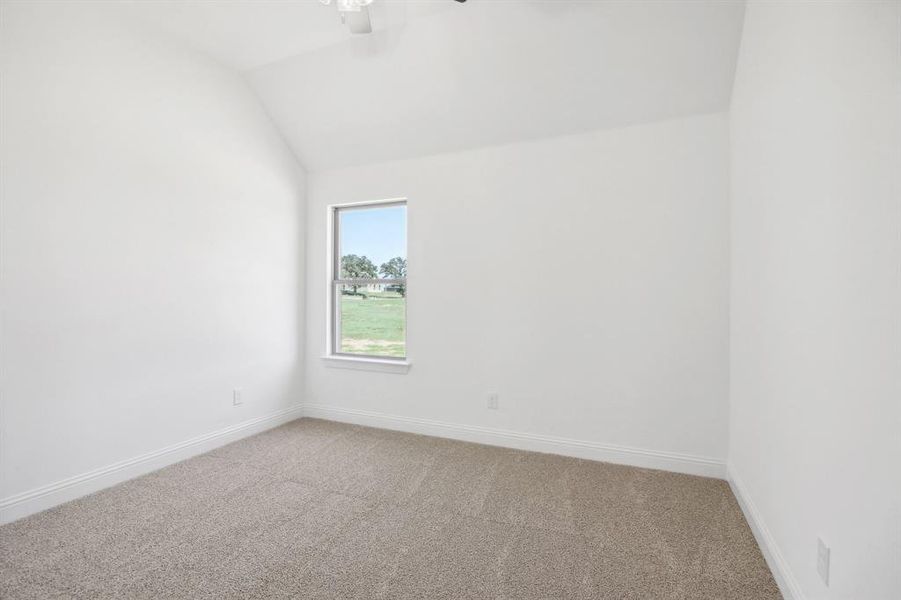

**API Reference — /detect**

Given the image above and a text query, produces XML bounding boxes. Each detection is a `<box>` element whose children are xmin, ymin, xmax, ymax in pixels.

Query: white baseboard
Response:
<box><xmin>0</xmin><ymin>402</ymin><xmax>726</xmax><ymax>526</ymax></box>
<box><xmin>302</xmin><ymin>403</ymin><xmax>726</xmax><ymax>479</ymax></box>
<box><xmin>0</xmin><ymin>405</ymin><xmax>303</xmax><ymax>525</ymax></box>
<box><xmin>728</xmin><ymin>464</ymin><xmax>804</xmax><ymax>600</ymax></box>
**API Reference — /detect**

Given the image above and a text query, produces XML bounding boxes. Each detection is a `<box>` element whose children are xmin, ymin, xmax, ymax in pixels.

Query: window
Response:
<box><xmin>329</xmin><ymin>199</ymin><xmax>407</xmax><ymax>362</ymax></box>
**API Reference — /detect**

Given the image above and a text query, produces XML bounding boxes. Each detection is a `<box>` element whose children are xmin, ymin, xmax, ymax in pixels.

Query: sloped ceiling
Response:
<box><xmin>126</xmin><ymin>0</ymin><xmax>746</xmax><ymax>171</ymax></box>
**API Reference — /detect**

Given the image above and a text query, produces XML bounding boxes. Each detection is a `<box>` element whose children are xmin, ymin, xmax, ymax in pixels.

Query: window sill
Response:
<box><xmin>321</xmin><ymin>355</ymin><xmax>411</xmax><ymax>374</ymax></box>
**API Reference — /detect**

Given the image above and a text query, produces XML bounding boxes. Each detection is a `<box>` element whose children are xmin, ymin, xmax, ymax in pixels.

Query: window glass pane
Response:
<box><xmin>338</xmin><ymin>204</ymin><xmax>406</xmax><ymax>280</ymax></box>
<box><xmin>337</xmin><ymin>283</ymin><xmax>406</xmax><ymax>358</ymax></box>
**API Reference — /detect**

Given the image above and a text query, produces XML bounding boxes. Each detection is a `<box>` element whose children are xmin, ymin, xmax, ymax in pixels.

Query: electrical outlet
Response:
<box><xmin>817</xmin><ymin>537</ymin><xmax>830</xmax><ymax>586</ymax></box>
<box><xmin>487</xmin><ymin>393</ymin><xmax>499</xmax><ymax>410</ymax></box>
<box><xmin>233</xmin><ymin>388</ymin><xmax>243</xmax><ymax>407</ymax></box>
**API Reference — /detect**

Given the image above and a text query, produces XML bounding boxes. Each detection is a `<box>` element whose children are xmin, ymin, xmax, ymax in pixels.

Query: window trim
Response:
<box><xmin>324</xmin><ymin>198</ymin><xmax>409</xmax><ymax>370</ymax></box>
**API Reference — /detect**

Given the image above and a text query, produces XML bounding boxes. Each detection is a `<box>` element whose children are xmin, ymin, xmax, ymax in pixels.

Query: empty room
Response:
<box><xmin>1</xmin><ymin>0</ymin><xmax>898</xmax><ymax>598</ymax></box>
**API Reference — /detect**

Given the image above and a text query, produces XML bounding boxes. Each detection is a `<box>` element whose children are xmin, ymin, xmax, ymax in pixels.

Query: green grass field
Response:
<box><xmin>339</xmin><ymin>291</ymin><xmax>406</xmax><ymax>357</ymax></box>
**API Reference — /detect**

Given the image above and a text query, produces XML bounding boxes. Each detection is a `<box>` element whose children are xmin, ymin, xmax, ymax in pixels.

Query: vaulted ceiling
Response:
<box><xmin>126</xmin><ymin>0</ymin><xmax>746</xmax><ymax>171</ymax></box>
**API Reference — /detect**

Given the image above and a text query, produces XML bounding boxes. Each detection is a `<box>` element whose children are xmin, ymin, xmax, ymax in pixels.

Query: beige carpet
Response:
<box><xmin>0</xmin><ymin>418</ymin><xmax>781</xmax><ymax>599</ymax></box>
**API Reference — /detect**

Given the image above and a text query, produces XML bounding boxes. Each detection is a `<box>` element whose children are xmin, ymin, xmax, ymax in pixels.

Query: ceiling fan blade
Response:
<box><xmin>345</xmin><ymin>6</ymin><xmax>372</xmax><ymax>34</ymax></box>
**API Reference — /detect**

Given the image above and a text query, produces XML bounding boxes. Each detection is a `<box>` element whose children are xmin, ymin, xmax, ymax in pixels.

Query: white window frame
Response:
<box><xmin>322</xmin><ymin>198</ymin><xmax>410</xmax><ymax>373</ymax></box>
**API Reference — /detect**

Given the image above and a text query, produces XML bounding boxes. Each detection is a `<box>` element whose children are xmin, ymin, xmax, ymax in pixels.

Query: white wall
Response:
<box><xmin>729</xmin><ymin>2</ymin><xmax>901</xmax><ymax>598</ymax></box>
<box><xmin>305</xmin><ymin>113</ymin><xmax>731</xmax><ymax>471</ymax></box>
<box><xmin>0</xmin><ymin>2</ymin><xmax>305</xmax><ymax>516</ymax></box>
